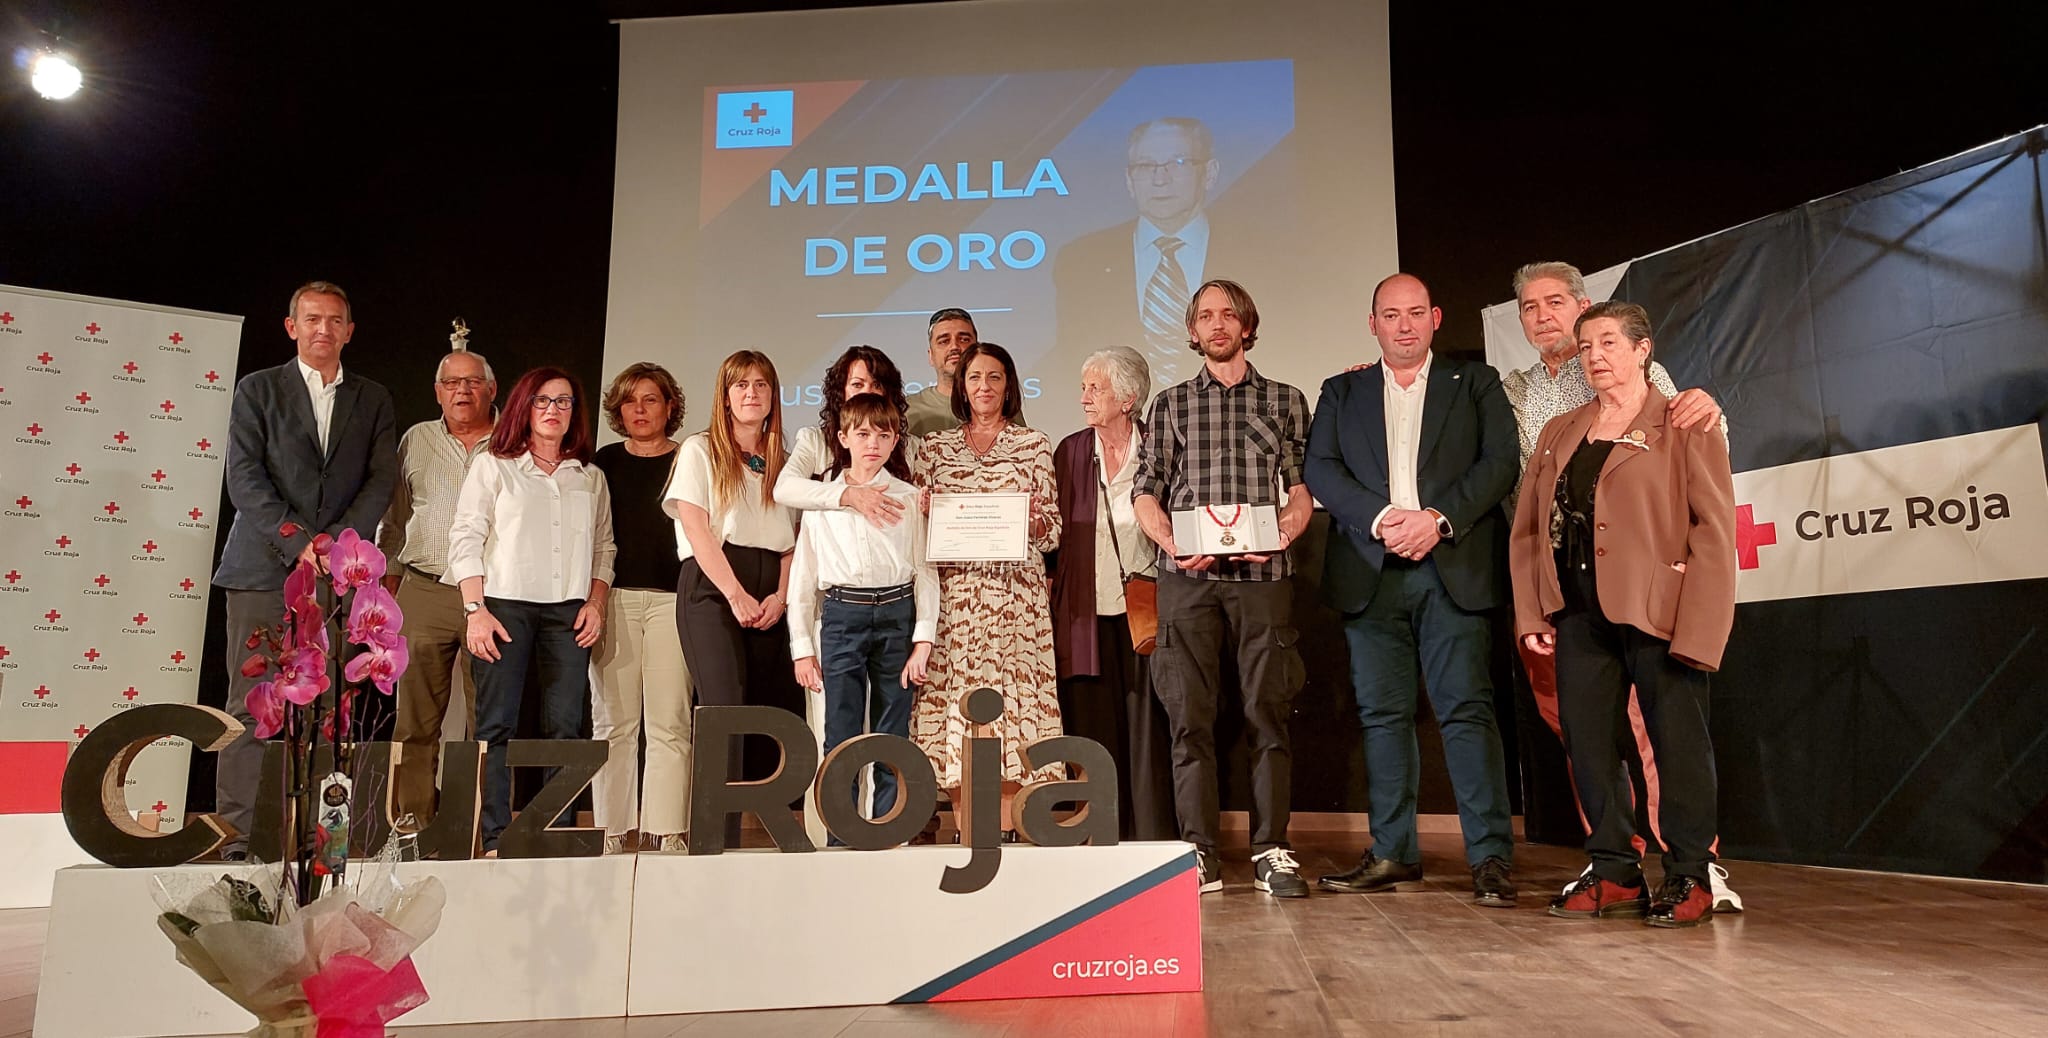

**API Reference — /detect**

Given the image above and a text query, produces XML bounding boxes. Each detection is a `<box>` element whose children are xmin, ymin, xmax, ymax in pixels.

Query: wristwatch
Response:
<box><xmin>464</xmin><ymin>601</ymin><xmax>483</xmax><ymax>615</ymax></box>
<box><xmin>1427</xmin><ymin>508</ymin><xmax>1453</xmax><ymax>539</ymax></box>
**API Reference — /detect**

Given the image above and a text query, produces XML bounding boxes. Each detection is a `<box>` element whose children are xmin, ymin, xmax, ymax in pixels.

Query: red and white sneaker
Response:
<box><xmin>1646</xmin><ymin>874</ymin><xmax>1715</xmax><ymax>928</ymax></box>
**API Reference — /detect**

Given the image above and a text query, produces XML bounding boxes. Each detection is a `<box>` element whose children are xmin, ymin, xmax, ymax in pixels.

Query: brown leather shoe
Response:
<box><xmin>1317</xmin><ymin>852</ymin><xmax>1424</xmax><ymax>893</ymax></box>
<box><xmin>1548</xmin><ymin>872</ymin><xmax>1649</xmax><ymax>918</ymax></box>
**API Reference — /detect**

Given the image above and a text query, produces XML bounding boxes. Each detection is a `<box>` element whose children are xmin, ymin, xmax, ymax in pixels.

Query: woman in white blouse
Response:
<box><xmin>448</xmin><ymin>367</ymin><xmax>615</xmax><ymax>857</ymax></box>
<box><xmin>662</xmin><ymin>350</ymin><xmax>801</xmax><ymax>849</ymax></box>
<box><xmin>775</xmin><ymin>344</ymin><xmax>918</xmax><ymax>524</ymax></box>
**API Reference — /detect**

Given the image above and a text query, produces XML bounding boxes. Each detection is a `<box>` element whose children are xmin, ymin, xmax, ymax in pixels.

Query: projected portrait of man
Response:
<box><xmin>1055</xmin><ymin>117</ymin><xmax>1223</xmax><ymax>388</ymax></box>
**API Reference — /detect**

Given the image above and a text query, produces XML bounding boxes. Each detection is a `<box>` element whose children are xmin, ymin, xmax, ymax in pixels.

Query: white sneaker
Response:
<box><xmin>602</xmin><ymin>834</ymin><xmax>629</xmax><ymax>855</ymax></box>
<box><xmin>1708</xmin><ymin>863</ymin><xmax>1744</xmax><ymax>913</ymax></box>
<box><xmin>659</xmin><ymin>833</ymin><xmax>689</xmax><ymax>855</ymax></box>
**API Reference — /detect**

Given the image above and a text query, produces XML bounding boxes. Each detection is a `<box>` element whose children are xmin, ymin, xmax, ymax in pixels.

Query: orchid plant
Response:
<box><xmin>241</xmin><ymin>524</ymin><xmax>409</xmax><ymax>909</ymax></box>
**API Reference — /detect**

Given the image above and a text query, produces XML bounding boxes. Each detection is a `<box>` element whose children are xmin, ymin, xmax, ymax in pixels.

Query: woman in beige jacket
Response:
<box><xmin>1510</xmin><ymin>300</ymin><xmax>1735</xmax><ymax>929</ymax></box>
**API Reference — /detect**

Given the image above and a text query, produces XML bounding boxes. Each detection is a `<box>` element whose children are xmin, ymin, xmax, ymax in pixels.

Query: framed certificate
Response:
<box><xmin>1171</xmin><ymin>503</ymin><xmax>1281</xmax><ymax>555</ymax></box>
<box><xmin>927</xmin><ymin>491</ymin><xmax>1032</xmax><ymax>562</ymax></box>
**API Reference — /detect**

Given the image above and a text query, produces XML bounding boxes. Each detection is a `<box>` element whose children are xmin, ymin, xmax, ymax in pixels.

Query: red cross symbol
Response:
<box><xmin>73</xmin><ymin>725</ymin><xmax>89</xmax><ymax>738</ymax></box>
<box><xmin>103</xmin><ymin>501</ymin><xmax>120</xmax><ymax>515</ymax></box>
<box><xmin>13</xmin><ymin>496</ymin><xmax>28</xmax><ymax>509</ymax></box>
<box><xmin>196</xmin><ymin>438</ymin><xmax>211</xmax><ymax>451</ymax></box>
<box><xmin>151</xmin><ymin>800</ymin><xmax>167</xmax><ymax>813</ymax></box>
<box><xmin>159</xmin><ymin>399</ymin><xmax>175</xmax><ymax>413</ymax></box>
<box><xmin>26</xmin><ymin>422</ymin><xmax>43</xmax><ymax>436</ymax></box>
<box><xmin>93</xmin><ymin>574</ymin><xmax>110</xmax><ymax>587</ymax></box>
<box><xmin>54</xmin><ymin>535</ymin><xmax>71</xmax><ymax>548</ymax></box>
<box><xmin>188</xmin><ymin>507</ymin><xmax>204</xmax><ymax>520</ymax></box>
<box><xmin>0</xmin><ymin>646</ymin><xmax>10</xmax><ymax>660</ymax></box>
<box><xmin>4</xmin><ymin>571</ymin><xmax>19</xmax><ymax>583</ymax></box>
<box><xmin>44</xmin><ymin>609</ymin><xmax>61</xmax><ymax>622</ymax></box>
<box><xmin>180</xmin><ymin>578</ymin><xmax>195</xmax><ymax>591</ymax></box>
<box><xmin>34</xmin><ymin>685</ymin><xmax>51</xmax><ymax>700</ymax></box>
<box><xmin>36</xmin><ymin>352</ymin><xmax>52</xmax><ymax>364</ymax></box>
<box><xmin>114</xmin><ymin>430</ymin><xmax>130</xmax><ymax>444</ymax></box>
<box><xmin>1735</xmin><ymin>503</ymin><xmax>1777</xmax><ymax>571</ymax></box>
<box><xmin>74</xmin><ymin>391</ymin><xmax>92</xmax><ymax>405</ymax></box>
<box><xmin>132</xmin><ymin>612</ymin><xmax>150</xmax><ymax>625</ymax></box>
<box><xmin>169</xmin><ymin>650</ymin><xmax>186</xmax><ymax>663</ymax></box>
<box><xmin>168</xmin><ymin>332</ymin><xmax>184</xmax><ymax>345</ymax></box>
<box><xmin>151</xmin><ymin>469</ymin><xmax>167</xmax><ymax>481</ymax></box>
<box><xmin>84</xmin><ymin>322</ymin><xmax>101</xmax><ymax>335</ymax></box>
<box><xmin>743</xmin><ymin>101</ymin><xmax>769</xmax><ymax>122</ymax></box>
<box><xmin>124</xmin><ymin>686</ymin><xmax>140</xmax><ymax>701</ymax></box>
<box><xmin>205</xmin><ymin>370</ymin><xmax>220</xmax><ymax>383</ymax></box>
<box><xmin>0</xmin><ymin>312</ymin><xmax>12</xmax><ymax>324</ymax></box>
<box><xmin>142</xmin><ymin>539</ymin><xmax>158</xmax><ymax>552</ymax></box>
<box><xmin>65</xmin><ymin>462</ymin><xmax>81</xmax><ymax>476</ymax></box>
<box><xmin>82</xmin><ymin>647</ymin><xmax>100</xmax><ymax>662</ymax></box>
<box><xmin>122</xmin><ymin>361</ymin><xmax>138</xmax><ymax>374</ymax></box>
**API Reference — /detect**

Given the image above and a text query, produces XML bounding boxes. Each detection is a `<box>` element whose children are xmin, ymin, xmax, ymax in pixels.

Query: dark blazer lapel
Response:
<box><xmin>1417</xmin><ymin>352</ymin><xmax>1457</xmax><ymax>474</ymax></box>
<box><xmin>324</xmin><ymin>376</ymin><xmax>361</xmax><ymax>463</ymax></box>
<box><xmin>1550</xmin><ymin>403</ymin><xmax>1599</xmax><ymax>475</ymax></box>
<box><xmin>276</xmin><ymin>362</ymin><xmax>322</xmax><ymax>457</ymax></box>
<box><xmin>1600</xmin><ymin>387</ymin><xmax>1669</xmax><ymax>481</ymax></box>
<box><xmin>1358</xmin><ymin>364</ymin><xmax>1390</xmax><ymax>480</ymax></box>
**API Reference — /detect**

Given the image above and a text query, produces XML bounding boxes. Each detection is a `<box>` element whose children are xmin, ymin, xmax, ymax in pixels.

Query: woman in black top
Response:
<box><xmin>591</xmin><ymin>363</ymin><xmax>692</xmax><ymax>854</ymax></box>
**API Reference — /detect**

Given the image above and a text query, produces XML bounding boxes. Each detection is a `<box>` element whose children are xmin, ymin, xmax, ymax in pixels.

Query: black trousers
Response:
<box><xmin>1057</xmin><ymin>616</ymin><xmax>1178</xmax><ymax>842</ymax></box>
<box><xmin>1153</xmin><ymin>570</ymin><xmax>1302</xmax><ymax>854</ymax></box>
<box><xmin>676</xmin><ymin>544</ymin><xmax>803</xmax><ymax>847</ymax></box>
<box><xmin>1553</xmin><ymin>606</ymin><xmax>1718</xmax><ymax>884</ymax></box>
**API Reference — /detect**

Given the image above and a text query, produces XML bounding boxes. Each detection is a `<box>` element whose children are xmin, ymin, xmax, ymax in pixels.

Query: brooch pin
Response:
<box><xmin>1616</xmin><ymin>429</ymin><xmax>1651</xmax><ymax>451</ymax></box>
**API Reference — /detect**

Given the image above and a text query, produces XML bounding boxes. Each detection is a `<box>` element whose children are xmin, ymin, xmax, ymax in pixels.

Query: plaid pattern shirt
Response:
<box><xmin>1135</xmin><ymin>360</ymin><xmax>1309</xmax><ymax>582</ymax></box>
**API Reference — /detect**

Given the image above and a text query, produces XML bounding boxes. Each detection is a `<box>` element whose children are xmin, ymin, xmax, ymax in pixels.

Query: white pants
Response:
<box><xmin>591</xmin><ymin>588</ymin><xmax>693</xmax><ymax>836</ymax></box>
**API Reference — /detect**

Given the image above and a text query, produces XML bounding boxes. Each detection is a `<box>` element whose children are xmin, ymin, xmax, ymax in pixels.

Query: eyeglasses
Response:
<box><xmin>531</xmin><ymin>395</ymin><xmax>575</xmax><ymax>412</ymax></box>
<box><xmin>437</xmin><ymin>377</ymin><xmax>487</xmax><ymax>390</ymax></box>
<box><xmin>1129</xmin><ymin>156</ymin><xmax>1197</xmax><ymax>178</ymax></box>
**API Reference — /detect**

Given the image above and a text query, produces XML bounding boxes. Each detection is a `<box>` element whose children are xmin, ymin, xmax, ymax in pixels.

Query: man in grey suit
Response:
<box><xmin>212</xmin><ymin>280</ymin><xmax>397</xmax><ymax>858</ymax></box>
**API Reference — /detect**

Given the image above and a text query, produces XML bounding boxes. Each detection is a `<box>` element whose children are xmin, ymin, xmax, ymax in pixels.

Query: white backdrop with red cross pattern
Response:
<box><xmin>0</xmin><ymin>284</ymin><xmax>241</xmax><ymax>906</ymax></box>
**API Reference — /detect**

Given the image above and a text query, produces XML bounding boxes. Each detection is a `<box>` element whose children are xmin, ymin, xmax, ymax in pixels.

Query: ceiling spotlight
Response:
<box><xmin>31</xmin><ymin>50</ymin><xmax>83</xmax><ymax>101</ymax></box>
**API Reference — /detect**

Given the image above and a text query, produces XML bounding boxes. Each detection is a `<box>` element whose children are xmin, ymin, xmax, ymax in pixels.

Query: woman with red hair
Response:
<box><xmin>448</xmin><ymin>366</ymin><xmax>616</xmax><ymax>857</ymax></box>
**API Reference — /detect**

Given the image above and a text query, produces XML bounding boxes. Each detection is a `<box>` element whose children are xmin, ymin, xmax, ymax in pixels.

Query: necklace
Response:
<box><xmin>1205</xmin><ymin>504</ymin><xmax>1244</xmax><ymax>547</ymax></box>
<box><xmin>744</xmin><ymin>452</ymin><xmax>766</xmax><ymax>474</ymax></box>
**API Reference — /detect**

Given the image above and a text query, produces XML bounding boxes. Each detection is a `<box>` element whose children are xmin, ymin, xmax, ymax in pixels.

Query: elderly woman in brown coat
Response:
<box><xmin>1511</xmin><ymin>300</ymin><xmax>1736</xmax><ymax>929</ymax></box>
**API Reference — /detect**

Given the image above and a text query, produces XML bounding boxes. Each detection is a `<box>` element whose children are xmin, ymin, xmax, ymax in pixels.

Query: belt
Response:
<box><xmin>824</xmin><ymin>583</ymin><xmax>914</xmax><ymax>606</ymax></box>
<box><xmin>406</xmin><ymin>563</ymin><xmax>445</xmax><ymax>582</ymax></box>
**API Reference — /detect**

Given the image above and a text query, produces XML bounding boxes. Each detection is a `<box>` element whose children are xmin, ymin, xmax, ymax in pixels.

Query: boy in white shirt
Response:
<box><xmin>789</xmin><ymin>393</ymin><xmax>938</xmax><ymax>834</ymax></box>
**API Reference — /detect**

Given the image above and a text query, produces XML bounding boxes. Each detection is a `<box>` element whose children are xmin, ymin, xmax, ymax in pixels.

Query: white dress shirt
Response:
<box><xmin>775</xmin><ymin>424</ymin><xmax>923</xmax><ymax>513</ymax></box>
<box><xmin>446</xmin><ymin>452</ymin><xmax>616</xmax><ymax>604</ymax></box>
<box><xmin>786</xmin><ymin>470</ymin><xmax>938</xmax><ymax>660</ymax></box>
<box><xmin>296</xmin><ymin>357</ymin><xmax>343</xmax><ymax>452</ymax></box>
<box><xmin>1093</xmin><ymin>430</ymin><xmax>1151</xmax><ymax>615</ymax></box>
<box><xmin>1131</xmin><ymin>213</ymin><xmax>1211</xmax><ymax>319</ymax></box>
<box><xmin>661</xmin><ymin>432</ymin><xmax>797</xmax><ymax>559</ymax></box>
<box><xmin>1373</xmin><ymin>360</ymin><xmax>1429</xmax><ymax>539</ymax></box>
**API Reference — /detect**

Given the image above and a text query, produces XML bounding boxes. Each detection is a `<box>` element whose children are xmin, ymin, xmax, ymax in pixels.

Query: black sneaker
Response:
<box><xmin>1196</xmin><ymin>847</ymin><xmax>1223</xmax><ymax>894</ymax></box>
<box><xmin>1471</xmin><ymin>855</ymin><xmax>1517</xmax><ymax>908</ymax></box>
<box><xmin>1252</xmin><ymin>847</ymin><xmax>1309</xmax><ymax>899</ymax></box>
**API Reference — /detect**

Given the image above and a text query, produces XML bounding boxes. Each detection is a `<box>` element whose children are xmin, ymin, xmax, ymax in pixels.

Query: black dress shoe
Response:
<box><xmin>1471</xmin><ymin>855</ymin><xmax>1517</xmax><ymax>908</ymax></box>
<box><xmin>1316</xmin><ymin>852</ymin><xmax>1424</xmax><ymax>893</ymax></box>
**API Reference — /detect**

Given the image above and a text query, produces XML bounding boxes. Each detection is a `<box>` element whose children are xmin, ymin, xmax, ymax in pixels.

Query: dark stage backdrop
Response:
<box><xmin>1613</xmin><ymin>129</ymin><xmax>2048</xmax><ymax>883</ymax></box>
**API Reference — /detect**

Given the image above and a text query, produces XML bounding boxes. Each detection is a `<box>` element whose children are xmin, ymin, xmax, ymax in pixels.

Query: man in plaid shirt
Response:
<box><xmin>1134</xmin><ymin>278</ymin><xmax>1314</xmax><ymax>899</ymax></box>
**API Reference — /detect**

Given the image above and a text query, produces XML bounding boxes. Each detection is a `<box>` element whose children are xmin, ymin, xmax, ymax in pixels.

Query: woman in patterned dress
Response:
<box><xmin>914</xmin><ymin>342</ymin><xmax>1063</xmax><ymax>836</ymax></box>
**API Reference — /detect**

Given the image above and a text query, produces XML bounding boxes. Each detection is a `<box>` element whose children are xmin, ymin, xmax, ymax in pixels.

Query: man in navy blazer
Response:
<box><xmin>211</xmin><ymin>281</ymin><xmax>397</xmax><ymax>857</ymax></box>
<box><xmin>1303</xmin><ymin>274</ymin><xmax>1521</xmax><ymax>905</ymax></box>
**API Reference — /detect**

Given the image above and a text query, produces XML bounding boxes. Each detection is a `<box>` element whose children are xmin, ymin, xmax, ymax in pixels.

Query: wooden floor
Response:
<box><xmin>8</xmin><ymin>831</ymin><xmax>2048</xmax><ymax>1037</ymax></box>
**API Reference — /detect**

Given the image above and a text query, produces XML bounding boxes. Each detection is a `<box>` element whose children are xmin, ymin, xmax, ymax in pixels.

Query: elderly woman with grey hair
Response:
<box><xmin>1049</xmin><ymin>345</ymin><xmax>1175</xmax><ymax>840</ymax></box>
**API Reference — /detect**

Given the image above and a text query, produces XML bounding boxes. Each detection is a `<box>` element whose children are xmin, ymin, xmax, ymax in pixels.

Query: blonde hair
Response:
<box><xmin>706</xmin><ymin>351</ymin><xmax>786</xmax><ymax>510</ymax></box>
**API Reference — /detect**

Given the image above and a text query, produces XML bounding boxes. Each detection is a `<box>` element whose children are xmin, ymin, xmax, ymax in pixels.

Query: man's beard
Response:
<box><xmin>1199</xmin><ymin>336</ymin><xmax>1245</xmax><ymax>363</ymax></box>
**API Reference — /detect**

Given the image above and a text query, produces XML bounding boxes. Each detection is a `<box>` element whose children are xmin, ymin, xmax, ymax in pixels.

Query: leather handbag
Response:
<box><xmin>1123</xmin><ymin>573</ymin><xmax>1158</xmax><ymax>656</ymax></box>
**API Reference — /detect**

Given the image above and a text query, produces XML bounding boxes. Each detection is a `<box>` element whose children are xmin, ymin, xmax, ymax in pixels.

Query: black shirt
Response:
<box><xmin>594</xmin><ymin>442</ymin><xmax>683</xmax><ymax>593</ymax></box>
<box><xmin>1554</xmin><ymin>438</ymin><xmax>1618</xmax><ymax>615</ymax></box>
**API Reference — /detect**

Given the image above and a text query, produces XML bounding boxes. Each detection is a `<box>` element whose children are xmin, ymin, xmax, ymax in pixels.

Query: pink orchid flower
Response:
<box><xmin>327</xmin><ymin>528</ymin><xmax>386</xmax><ymax>596</ymax></box>
<box><xmin>346</xmin><ymin>584</ymin><xmax>405</xmax><ymax>649</ymax></box>
<box><xmin>273</xmin><ymin>644</ymin><xmax>332</xmax><ymax>706</ymax></box>
<box><xmin>282</xmin><ymin>560</ymin><xmax>328</xmax><ymax>652</ymax></box>
<box><xmin>246</xmin><ymin>682</ymin><xmax>286</xmax><ymax>739</ymax></box>
<box><xmin>343</xmin><ymin>636</ymin><xmax>409</xmax><ymax>696</ymax></box>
